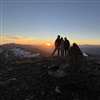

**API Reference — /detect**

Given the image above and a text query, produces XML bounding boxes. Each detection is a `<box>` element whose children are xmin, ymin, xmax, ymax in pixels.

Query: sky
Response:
<box><xmin>0</xmin><ymin>0</ymin><xmax>100</xmax><ymax>45</ymax></box>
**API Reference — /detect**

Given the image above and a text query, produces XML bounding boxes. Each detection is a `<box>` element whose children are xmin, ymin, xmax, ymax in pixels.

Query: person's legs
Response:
<box><xmin>58</xmin><ymin>48</ymin><xmax>60</xmax><ymax>56</ymax></box>
<box><xmin>64</xmin><ymin>48</ymin><xmax>67</xmax><ymax>56</ymax></box>
<box><xmin>61</xmin><ymin>49</ymin><xmax>64</xmax><ymax>56</ymax></box>
<box><xmin>52</xmin><ymin>47</ymin><xmax>57</xmax><ymax>56</ymax></box>
<box><xmin>62</xmin><ymin>49</ymin><xmax>64</xmax><ymax>56</ymax></box>
<box><xmin>61</xmin><ymin>49</ymin><xmax>62</xmax><ymax>56</ymax></box>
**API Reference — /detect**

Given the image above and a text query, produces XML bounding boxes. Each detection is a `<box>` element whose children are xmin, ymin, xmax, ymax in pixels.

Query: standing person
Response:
<box><xmin>52</xmin><ymin>35</ymin><xmax>61</xmax><ymax>56</ymax></box>
<box><xmin>60</xmin><ymin>37</ymin><xmax>65</xmax><ymax>56</ymax></box>
<box><xmin>64</xmin><ymin>37</ymin><xmax>70</xmax><ymax>56</ymax></box>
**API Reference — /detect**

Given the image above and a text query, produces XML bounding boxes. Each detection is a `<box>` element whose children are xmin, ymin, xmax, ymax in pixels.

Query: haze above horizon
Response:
<box><xmin>0</xmin><ymin>0</ymin><xmax>100</xmax><ymax>45</ymax></box>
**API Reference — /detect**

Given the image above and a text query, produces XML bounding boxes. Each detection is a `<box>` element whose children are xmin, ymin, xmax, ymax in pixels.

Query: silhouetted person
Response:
<box><xmin>52</xmin><ymin>35</ymin><xmax>61</xmax><ymax>56</ymax></box>
<box><xmin>60</xmin><ymin>37</ymin><xmax>65</xmax><ymax>56</ymax></box>
<box><xmin>64</xmin><ymin>37</ymin><xmax>70</xmax><ymax>56</ymax></box>
<box><xmin>68</xmin><ymin>43</ymin><xmax>83</xmax><ymax>72</ymax></box>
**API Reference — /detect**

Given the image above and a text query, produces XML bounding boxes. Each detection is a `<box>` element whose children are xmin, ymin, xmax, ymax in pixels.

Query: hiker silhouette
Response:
<box><xmin>52</xmin><ymin>35</ymin><xmax>61</xmax><ymax>56</ymax></box>
<box><xmin>64</xmin><ymin>37</ymin><xmax>70</xmax><ymax>56</ymax></box>
<box><xmin>68</xmin><ymin>43</ymin><xmax>83</xmax><ymax>72</ymax></box>
<box><xmin>60</xmin><ymin>37</ymin><xmax>65</xmax><ymax>56</ymax></box>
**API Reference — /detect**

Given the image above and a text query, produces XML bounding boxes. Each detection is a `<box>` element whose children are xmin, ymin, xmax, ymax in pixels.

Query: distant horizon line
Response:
<box><xmin>0</xmin><ymin>42</ymin><xmax>100</xmax><ymax>46</ymax></box>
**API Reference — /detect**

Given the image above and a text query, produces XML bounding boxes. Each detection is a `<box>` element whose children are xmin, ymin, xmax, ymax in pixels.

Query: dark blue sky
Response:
<box><xmin>1</xmin><ymin>0</ymin><xmax>100</xmax><ymax>44</ymax></box>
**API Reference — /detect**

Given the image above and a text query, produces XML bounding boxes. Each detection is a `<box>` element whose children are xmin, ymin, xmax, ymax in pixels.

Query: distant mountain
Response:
<box><xmin>79</xmin><ymin>45</ymin><xmax>100</xmax><ymax>56</ymax></box>
<box><xmin>0</xmin><ymin>43</ymin><xmax>49</xmax><ymax>60</ymax></box>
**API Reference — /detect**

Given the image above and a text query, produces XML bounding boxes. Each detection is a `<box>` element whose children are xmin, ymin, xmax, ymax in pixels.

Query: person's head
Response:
<box><xmin>64</xmin><ymin>37</ymin><xmax>67</xmax><ymax>40</ymax></box>
<box><xmin>57</xmin><ymin>35</ymin><xmax>60</xmax><ymax>39</ymax></box>
<box><xmin>73</xmin><ymin>43</ymin><xmax>79</xmax><ymax>47</ymax></box>
<box><xmin>61</xmin><ymin>37</ymin><xmax>63</xmax><ymax>40</ymax></box>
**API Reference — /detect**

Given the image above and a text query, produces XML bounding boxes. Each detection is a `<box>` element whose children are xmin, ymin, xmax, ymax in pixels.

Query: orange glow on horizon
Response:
<box><xmin>71</xmin><ymin>39</ymin><xmax>100</xmax><ymax>45</ymax></box>
<box><xmin>45</xmin><ymin>42</ymin><xmax>52</xmax><ymax>47</ymax></box>
<box><xmin>0</xmin><ymin>35</ymin><xmax>100</xmax><ymax>46</ymax></box>
<box><xmin>0</xmin><ymin>35</ymin><xmax>48</xmax><ymax>45</ymax></box>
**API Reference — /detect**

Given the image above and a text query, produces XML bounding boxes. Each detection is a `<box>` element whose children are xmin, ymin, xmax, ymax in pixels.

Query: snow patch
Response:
<box><xmin>83</xmin><ymin>52</ymin><xmax>88</xmax><ymax>57</ymax></box>
<box><xmin>11</xmin><ymin>47</ymin><xmax>40</xmax><ymax>58</ymax></box>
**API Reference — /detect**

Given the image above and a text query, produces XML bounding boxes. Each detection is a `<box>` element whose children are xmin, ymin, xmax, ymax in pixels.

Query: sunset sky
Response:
<box><xmin>0</xmin><ymin>0</ymin><xmax>100</xmax><ymax>45</ymax></box>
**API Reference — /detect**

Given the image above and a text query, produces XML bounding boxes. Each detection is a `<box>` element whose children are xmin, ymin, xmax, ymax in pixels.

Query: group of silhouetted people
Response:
<box><xmin>52</xmin><ymin>35</ymin><xmax>84</xmax><ymax>71</ymax></box>
<box><xmin>52</xmin><ymin>35</ymin><xmax>82</xmax><ymax>57</ymax></box>
<box><xmin>52</xmin><ymin>35</ymin><xmax>70</xmax><ymax>56</ymax></box>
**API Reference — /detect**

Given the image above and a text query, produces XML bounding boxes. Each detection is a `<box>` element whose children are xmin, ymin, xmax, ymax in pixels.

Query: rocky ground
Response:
<box><xmin>0</xmin><ymin>56</ymin><xmax>100</xmax><ymax>100</ymax></box>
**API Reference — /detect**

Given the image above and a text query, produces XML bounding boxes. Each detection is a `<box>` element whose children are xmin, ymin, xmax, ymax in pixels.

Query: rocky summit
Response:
<box><xmin>0</xmin><ymin>56</ymin><xmax>100</xmax><ymax>100</ymax></box>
